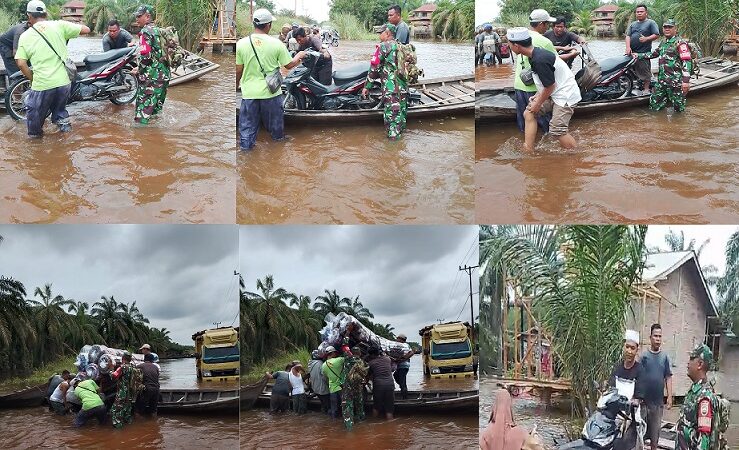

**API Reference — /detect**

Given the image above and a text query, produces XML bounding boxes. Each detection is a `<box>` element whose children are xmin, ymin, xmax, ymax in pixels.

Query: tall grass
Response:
<box><xmin>326</xmin><ymin>13</ymin><xmax>375</xmax><ymax>41</ymax></box>
<box><xmin>498</xmin><ymin>12</ymin><xmax>530</xmax><ymax>28</ymax></box>
<box><xmin>241</xmin><ymin>348</ymin><xmax>311</xmax><ymax>384</ymax></box>
<box><xmin>0</xmin><ymin>356</ymin><xmax>74</xmax><ymax>393</ymax></box>
<box><xmin>156</xmin><ymin>0</ymin><xmax>210</xmax><ymax>52</ymax></box>
<box><xmin>0</xmin><ymin>9</ymin><xmax>15</xmax><ymax>33</ymax></box>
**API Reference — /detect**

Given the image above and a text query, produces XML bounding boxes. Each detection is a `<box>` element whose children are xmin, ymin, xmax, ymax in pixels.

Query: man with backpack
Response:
<box><xmin>633</xmin><ymin>19</ymin><xmax>694</xmax><ymax>113</ymax></box>
<box><xmin>361</xmin><ymin>23</ymin><xmax>409</xmax><ymax>141</ymax></box>
<box><xmin>133</xmin><ymin>5</ymin><xmax>171</xmax><ymax>125</ymax></box>
<box><xmin>676</xmin><ymin>344</ymin><xmax>729</xmax><ymax>450</ymax></box>
<box><xmin>14</xmin><ymin>0</ymin><xmax>90</xmax><ymax>137</ymax></box>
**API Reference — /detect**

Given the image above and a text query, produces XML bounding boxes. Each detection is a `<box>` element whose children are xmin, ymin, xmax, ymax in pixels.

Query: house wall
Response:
<box><xmin>716</xmin><ymin>340</ymin><xmax>739</xmax><ymax>401</ymax></box>
<box><xmin>627</xmin><ymin>263</ymin><xmax>711</xmax><ymax>396</ymax></box>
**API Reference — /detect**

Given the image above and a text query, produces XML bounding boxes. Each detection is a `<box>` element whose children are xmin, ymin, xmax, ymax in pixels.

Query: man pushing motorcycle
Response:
<box><xmin>14</xmin><ymin>0</ymin><xmax>90</xmax><ymax>137</ymax></box>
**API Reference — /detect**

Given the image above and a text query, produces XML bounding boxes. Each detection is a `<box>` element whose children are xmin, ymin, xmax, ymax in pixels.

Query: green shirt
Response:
<box><xmin>75</xmin><ymin>380</ymin><xmax>103</xmax><ymax>411</ymax></box>
<box><xmin>321</xmin><ymin>356</ymin><xmax>345</xmax><ymax>393</ymax></box>
<box><xmin>513</xmin><ymin>30</ymin><xmax>555</xmax><ymax>92</ymax></box>
<box><xmin>236</xmin><ymin>33</ymin><xmax>291</xmax><ymax>100</ymax></box>
<box><xmin>15</xmin><ymin>20</ymin><xmax>82</xmax><ymax>91</ymax></box>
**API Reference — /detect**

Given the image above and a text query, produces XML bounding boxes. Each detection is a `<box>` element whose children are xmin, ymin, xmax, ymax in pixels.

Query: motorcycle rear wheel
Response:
<box><xmin>5</xmin><ymin>77</ymin><xmax>31</xmax><ymax>121</ymax></box>
<box><xmin>283</xmin><ymin>91</ymin><xmax>306</xmax><ymax>110</ymax></box>
<box><xmin>610</xmin><ymin>74</ymin><xmax>633</xmax><ymax>100</ymax></box>
<box><xmin>109</xmin><ymin>69</ymin><xmax>139</xmax><ymax>105</ymax></box>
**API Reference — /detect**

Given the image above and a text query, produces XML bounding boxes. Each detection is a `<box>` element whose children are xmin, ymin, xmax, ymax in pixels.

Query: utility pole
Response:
<box><xmin>213</xmin><ymin>321</ymin><xmax>222</xmax><ymax>328</ymax></box>
<box><xmin>249</xmin><ymin>0</ymin><xmax>253</xmax><ymax>22</ymax></box>
<box><xmin>459</xmin><ymin>264</ymin><xmax>479</xmax><ymax>341</ymax></box>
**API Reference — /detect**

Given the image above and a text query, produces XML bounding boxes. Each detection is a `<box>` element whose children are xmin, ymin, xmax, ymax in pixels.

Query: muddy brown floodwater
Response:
<box><xmin>0</xmin><ymin>37</ymin><xmax>235</xmax><ymax>224</ymax></box>
<box><xmin>476</xmin><ymin>39</ymin><xmax>739</xmax><ymax>224</ymax></box>
<box><xmin>0</xmin><ymin>359</ymin><xmax>238</xmax><ymax>449</ymax></box>
<box><xmin>241</xmin><ymin>355</ymin><xmax>479</xmax><ymax>449</ymax></box>
<box><xmin>237</xmin><ymin>40</ymin><xmax>474</xmax><ymax>224</ymax></box>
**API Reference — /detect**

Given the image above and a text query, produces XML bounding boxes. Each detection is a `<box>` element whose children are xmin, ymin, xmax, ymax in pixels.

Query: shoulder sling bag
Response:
<box><xmin>249</xmin><ymin>34</ymin><xmax>282</xmax><ymax>94</ymax></box>
<box><xmin>31</xmin><ymin>24</ymin><xmax>77</xmax><ymax>82</ymax></box>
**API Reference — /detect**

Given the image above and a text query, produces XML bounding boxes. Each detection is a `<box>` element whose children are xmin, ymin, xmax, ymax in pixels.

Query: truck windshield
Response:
<box><xmin>203</xmin><ymin>345</ymin><xmax>239</xmax><ymax>363</ymax></box>
<box><xmin>431</xmin><ymin>341</ymin><xmax>471</xmax><ymax>360</ymax></box>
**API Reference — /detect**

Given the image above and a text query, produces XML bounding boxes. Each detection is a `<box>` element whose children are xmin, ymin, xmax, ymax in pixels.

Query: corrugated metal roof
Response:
<box><xmin>642</xmin><ymin>251</ymin><xmax>718</xmax><ymax>316</ymax></box>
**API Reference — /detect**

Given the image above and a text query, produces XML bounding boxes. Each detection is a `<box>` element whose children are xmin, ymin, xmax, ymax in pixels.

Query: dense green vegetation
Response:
<box><xmin>431</xmin><ymin>0</ymin><xmax>474</xmax><ymax>40</ymax></box>
<box><xmin>240</xmin><ymin>274</ymin><xmax>415</xmax><ymax>375</ymax></box>
<box><xmin>0</xmin><ymin>236</ymin><xmax>190</xmax><ymax>381</ymax></box>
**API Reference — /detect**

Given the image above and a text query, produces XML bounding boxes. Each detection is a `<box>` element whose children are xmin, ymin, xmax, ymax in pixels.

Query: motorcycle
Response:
<box><xmin>558</xmin><ymin>380</ymin><xmax>646</xmax><ymax>450</ymax></box>
<box><xmin>5</xmin><ymin>45</ymin><xmax>139</xmax><ymax>121</ymax></box>
<box><xmin>575</xmin><ymin>44</ymin><xmax>640</xmax><ymax>102</ymax></box>
<box><xmin>321</xmin><ymin>29</ymin><xmax>340</xmax><ymax>47</ymax></box>
<box><xmin>282</xmin><ymin>49</ymin><xmax>379</xmax><ymax>110</ymax></box>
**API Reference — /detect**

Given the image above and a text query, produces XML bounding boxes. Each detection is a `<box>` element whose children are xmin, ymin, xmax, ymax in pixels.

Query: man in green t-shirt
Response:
<box><xmin>73</xmin><ymin>378</ymin><xmax>107</xmax><ymax>427</ymax></box>
<box><xmin>512</xmin><ymin>9</ymin><xmax>556</xmax><ymax>134</ymax></box>
<box><xmin>15</xmin><ymin>0</ymin><xmax>90</xmax><ymax>137</ymax></box>
<box><xmin>320</xmin><ymin>346</ymin><xmax>345</xmax><ymax>419</ymax></box>
<box><xmin>236</xmin><ymin>8</ymin><xmax>305</xmax><ymax>150</ymax></box>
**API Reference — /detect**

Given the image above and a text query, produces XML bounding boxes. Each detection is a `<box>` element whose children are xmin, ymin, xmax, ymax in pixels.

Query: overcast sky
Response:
<box><xmin>0</xmin><ymin>225</ymin><xmax>239</xmax><ymax>346</ymax></box>
<box><xmin>646</xmin><ymin>225</ymin><xmax>738</xmax><ymax>276</ymax></box>
<box><xmin>262</xmin><ymin>0</ymin><xmax>331</xmax><ymax>22</ymax></box>
<box><xmin>240</xmin><ymin>226</ymin><xmax>479</xmax><ymax>342</ymax></box>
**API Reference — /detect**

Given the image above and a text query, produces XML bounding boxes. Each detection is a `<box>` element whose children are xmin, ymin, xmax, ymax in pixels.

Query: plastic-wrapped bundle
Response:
<box><xmin>74</xmin><ymin>352</ymin><xmax>89</xmax><ymax>371</ymax></box>
<box><xmin>98</xmin><ymin>354</ymin><xmax>119</xmax><ymax>373</ymax></box>
<box><xmin>87</xmin><ymin>345</ymin><xmax>108</xmax><ymax>364</ymax></box>
<box><xmin>85</xmin><ymin>363</ymin><xmax>100</xmax><ymax>380</ymax></box>
<box><xmin>316</xmin><ymin>312</ymin><xmax>410</xmax><ymax>360</ymax></box>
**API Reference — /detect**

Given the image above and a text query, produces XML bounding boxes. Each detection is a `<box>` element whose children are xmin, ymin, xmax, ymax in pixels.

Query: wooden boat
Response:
<box><xmin>283</xmin><ymin>75</ymin><xmax>474</xmax><ymax>123</ymax></box>
<box><xmin>156</xmin><ymin>388</ymin><xmax>238</xmax><ymax>413</ymax></box>
<box><xmin>257</xmin><ymin>384</ymin><xmax>478</xmax><ymax>414</ymax></box>
<box><xmin>476</xmin><ymin>57</ymin><xmax>739</xmax><ymax>121</ymax></box>
<box><xmin>0</xmin><ymin>383</ymin><xmax>48</xmax><ymax>408</ymax></box>
<box><xmin>240</xmin><ymin>378</ymin><xmax>268</xmax><ymax>411</ymax></box>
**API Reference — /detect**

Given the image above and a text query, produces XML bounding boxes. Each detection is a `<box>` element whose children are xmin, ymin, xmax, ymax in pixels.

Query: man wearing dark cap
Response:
<box><xmin>136</xmin><ymin>352</ymin><xmax>160</xmax><ymax>416</ymax></box>
<box><xmin>133</xmin><ymin>5</ymin><xmax>170</xmax><ymax>124</ymax></box>
<box><xmin>676</xmin><ymin>344</ymin><xmax>721</xmax><ymax>450</ymax></box>
<box><xmin>633</xmin><ymin>19</ymin><xmax>693</xmax><ymax>113</ymax></box>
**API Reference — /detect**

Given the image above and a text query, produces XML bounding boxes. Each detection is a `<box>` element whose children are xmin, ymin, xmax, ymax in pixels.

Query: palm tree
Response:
<box><xmin>653</xmin><ymin>229</ymin><xmax>719</xmax><ymax>284</ymax></box>
<box><xmin>92</xmin><ymin>295</ymin><xmax>130</xmax><ymax>346</ymax></box>
<box><xmin>84</xmin><ymin>0</ymin><xmax>125</xmax><ymax>35</ymax></box>
<box><xmin>373</xmin><ymin>323</ymin><xmax>396</xmax><ymax>340</ymax></box>
<box><xmin>570</xmin><ymin>10</ymin><xmax>596</xmax><ymax>36</ymax></box>
<box><xmin>0</xmin><ymin>276</ymin><xmax>35</xmax><ymax>350</ymax></box>
<box><xmin>28</xmin><ymin>283</ymin><xmax>75</xmax><ymax>365</ymax></box>
<box><xmin>480</xmin><ymin>225</ymin><xmax>647</xmax><ymax>415</ymax></box>
<box><xmin>717</xmin><ymin>230</ymin><xmax>739</xmax><ymax>334</ymax></box>
<box><xmin>663</xmin><ymin>0</ymin><xmax>732</xmax><ymax>57</ymax></box>
<box><xmin>67</xmin><ymin>300</ymin><xmax>103</xmax><ymax>348</ymax></box>
<box><xmin>120</xmin><ymin>301</ymin><xmax>150</xmax><ymax>347</ymax></box>
<box><xmin>313</xmin><ymin>289</ymin><xmax>351</xmax><ymax>318</ymax></box>
<box><xmin>431</xmin><ymin>0</ymin><xmax>474</xmax><ymax>40</ymax></box>
<box><xmin>346</xmin><ymin>296</ymin><xmax>374</xmax><ymax>321</ymax></box>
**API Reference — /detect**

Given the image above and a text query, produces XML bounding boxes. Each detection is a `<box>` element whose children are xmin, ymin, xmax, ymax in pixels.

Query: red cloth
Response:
<box><xmin>479</xmin><ymin>389</ymin><xmax>530</xmax><ymax>450</ymax></box>
<box><xmin>139</xmin><ymin>33</ymin><xmax>151</xmax><ymax>56</ymax></box>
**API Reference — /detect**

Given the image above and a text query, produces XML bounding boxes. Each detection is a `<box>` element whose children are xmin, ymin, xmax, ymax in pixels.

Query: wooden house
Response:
<box><xmin>409</xmin><ymin>3</ymin><xmax>436</xmax><ymax>39</ymax></box>
<box><xmin>61</xmin><ymin>0</ymin><xmax>85</xmax><ymax>24</ymax></box>
<box><xmin>592</xmin><ymin>4</ymin><xmax>618</xmax><ymax>37</ymax></box>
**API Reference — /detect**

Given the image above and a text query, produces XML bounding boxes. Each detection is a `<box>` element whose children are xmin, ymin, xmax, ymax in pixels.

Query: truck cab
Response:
<box><xmin>419</xmin><ymin>321</ymin><xmax>474</xmax><ymax>379</ymax></box>
<box><xmin>192</xmin><ymin>327</ymin><xmax>239</xmax><ymax>382</ymax></box>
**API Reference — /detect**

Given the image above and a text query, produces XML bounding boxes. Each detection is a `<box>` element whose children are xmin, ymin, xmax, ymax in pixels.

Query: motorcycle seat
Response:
<box><xmin>332</xmin><ymin>63</ymin><xmax>369</xmax><ymax>84</ymax></box>
<box><xmin>598</xmin><ymin>55</ymin><xmax>632</xmax><ymax>74</ymax></box>
<box><xmin>84</xmin><ymin>47</ymin><xmax>131</xmax><ymax>65</ymax></box>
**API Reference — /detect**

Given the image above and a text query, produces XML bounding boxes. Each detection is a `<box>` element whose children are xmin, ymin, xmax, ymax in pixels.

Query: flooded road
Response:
<box><xmin>0</xmin><ymin>359</ymin><xmax>238</xmax><ymax>449</ymax></box>
<box><xmin>242</xmin><ymin>355</ymin><xmax>478</xmax><ymax>449</ymax></box>
<box><xmin>159</xmin><ymin>357</ymin><xmax>238</xmax><ymax>390</ymax></box>
<box><xmin>0</xmin><ymin>37</ymin><xmax>235</xmax><ymax>224</ymax></box>
<box><xmin>476</xmin><ymin>39</ymin><xmax>739</xmax><ymax>224</ymax></box>
<box><xmin>237</xmin><ymin>40</ymin><xmax>474</xmax><ymax>224</ymax></box>
<box><xmin>479</xmin><ymin>376</ymin><xmax>572</xmax><ymax>447</ymax></box>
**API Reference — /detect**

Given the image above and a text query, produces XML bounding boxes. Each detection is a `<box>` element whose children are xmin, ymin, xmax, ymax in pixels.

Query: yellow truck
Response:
<box><xmin>419</xmin><ymin>321</ymin><xmax>474</xmax><ymax>378</ymax></box>
<box><xmin>192</xmin><ymin>326</ymin><xmax>239</xmax><ymax>382</ymax></box>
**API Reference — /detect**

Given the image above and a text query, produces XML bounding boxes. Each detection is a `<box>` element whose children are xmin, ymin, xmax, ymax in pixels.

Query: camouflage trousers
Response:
<box><xmin>650</xmin><ymin>80</ymin><xmax>686</xmax><ymax>112</ymax></box>
<box><xmin>341</xmin><ymin>386</ymin><xmax>365</xmax><ymax>430</ymax></box>
<box><xmin>382</xmin><ymin>92</ymin><xmax>408</xmax><ymax>140</ymax></box>
<box><xmin>135</xmin><ymin>69</ymin><xmax>170</xmax><ymax>124</ymax></box>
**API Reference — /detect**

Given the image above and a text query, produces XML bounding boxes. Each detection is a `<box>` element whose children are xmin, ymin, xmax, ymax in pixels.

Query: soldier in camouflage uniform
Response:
<box><xmin>341</xmin><ymin>346</ymin><xmax>368</xmax><ymax>430</ymax></box>
<box><xmin>362</xmin><ymin>23</ymin><xmax>407</xmax><ymax>140</ymax></box>
<box><xmin>676</xmin><ymin>344</ymin><xmax>720</xmax><ymax>450</ymax></box>
<box><xmin>133</xmin><ymin>5</ymin><xmax>170</xmax><ymax>124</ymax></box>
<box><xmin>634</xmin><ymin>19</ymin><xmax>693</xmax><ymax>113</ymax></box>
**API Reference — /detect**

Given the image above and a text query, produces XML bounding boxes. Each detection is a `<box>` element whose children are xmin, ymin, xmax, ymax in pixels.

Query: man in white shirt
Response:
<box><xmin>507</xmin><ymin>27</ymin><xmax>581</xmax><ymax>152</ymax></box>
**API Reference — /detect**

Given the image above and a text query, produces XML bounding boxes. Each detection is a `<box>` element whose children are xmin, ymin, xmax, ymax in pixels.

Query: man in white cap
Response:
<box><xmin>139</xmin><ymin>343</ymin><xmax>159</xmax><ymax>362</ymax></box>
<box><xmin>511</xmin><ymin>9</ymin><xmax>556</xmax><ymax>135</ymax></box>
<box><xmin>507</xmin><ymin>27</ymin><xmax>580</xmax><ymax>152</ymax></box>
<box><xmin>236</xmin><ymin>8</ymin><xmax>306</xmax><ymax>150</ymax></box>
<box><xmin>609</xmin><ymin>329</ymin><xmax>644</xmax><ymax>398</ymax></box>
<box><xmin>15</xmin><ymin>0</ymin><xmax>90</xmax><ymax>137</ymax></box>
<box><xmin>393</xmin><ymin>334</ymin><xmax>413</xmax><ymax>400</ymax></box>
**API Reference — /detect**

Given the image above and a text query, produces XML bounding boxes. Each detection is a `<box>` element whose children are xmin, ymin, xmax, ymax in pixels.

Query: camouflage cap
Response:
<box><xmin>663</xmin><ymin>19</ymin><xmax>676</xmax><ymax>27</ymax></box>
<box><xmin>689</xmin><ymin>344</ymin><xmax>713</xmax><ymax>367</ymax></box>
<box><xmin>135</xmin><ymin>5</ymin><xmax>154</xmax><ymax>17</ymax></box>
<box><xmin>381</xmin><ymin>23</ymin><xmax>398</xmax><ymax>36</ymax></box>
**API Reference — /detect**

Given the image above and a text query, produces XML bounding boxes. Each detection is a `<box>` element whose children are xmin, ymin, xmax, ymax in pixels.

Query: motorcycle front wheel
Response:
<box><xmin>5</xmin><ymin>77</ymin><xmax>31</xmax><ymax>121</ymax></box>
<box><xmin>283</xmin><ymin>90</ymin><xmax>306</xmax><ymax>110</ymax></box>
<box><xmin>332</xmin><ymin>39</ymin><xmax>339</xmax><ymax>47</ymax></box>
<box><xmin>109</xmin><ymin>69</ymin><xmax>139</xmax><ymax>105</ymax></box>
<box><xmin>609</xmin><ymin>74</ymin><xmax>633</xmax><ymax>100</ymax></box>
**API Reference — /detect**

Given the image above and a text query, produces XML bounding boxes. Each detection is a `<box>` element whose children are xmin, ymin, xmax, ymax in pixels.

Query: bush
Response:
<box><xmin>0</xmin><ymin>9</ymin><xmax>15</xmax><ymax>34</ymax></box>
<box><xmin>326</xmin><ymin>13</ymin><xmax>375</xmax><ymax>41</ymax></box>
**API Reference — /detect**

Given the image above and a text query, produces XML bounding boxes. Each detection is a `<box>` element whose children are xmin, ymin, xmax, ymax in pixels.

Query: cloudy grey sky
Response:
<box><xmin>0</xmin><ymin>225</ymin><xmax>239</xmax><ymax>345</ymax></box>
<box><xmin>257</xmin><ymin>0</ymin><xmax>331</xmax><ymax>22</ymax></box>
<box><xmin>240</xmin><ymin>226</ymin><xmax>479</xmax><ymax>342</ymax></box>
<box><xmin>646</xmin><ymin>225</ymin><xmax>738</xmax><ymax>276</ymax></box>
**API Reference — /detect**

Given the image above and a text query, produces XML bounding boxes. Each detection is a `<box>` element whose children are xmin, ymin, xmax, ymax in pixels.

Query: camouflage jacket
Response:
<box><xmin>342</xmin><ymin>356</ymin><xmax>368</xmax><ymax>391</ymax></box>
<box><xmin>139</xmin><ymin>24</ymin><xmax>171</xmax><ymax>78</ymax></box>
<box><xmin>676</xmin><ymin>379</ymin><xmax>719</xmax><ymax>450</ymax></box>
<box><xmin>636</xmin><ymin>35</ymin><xmax>692</xmax><ymax>85</ymax></box>
<box><xmin>365</xmin><ymin>40</ymin><xmax>408</xmax><ymax>97</ymax></box>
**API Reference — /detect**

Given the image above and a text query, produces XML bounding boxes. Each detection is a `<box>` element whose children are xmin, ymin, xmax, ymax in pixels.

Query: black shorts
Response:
<box><xmin>373</xmin><ymin>384</ymin><xmax>395</xmax><ymax>415</ymax></box>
